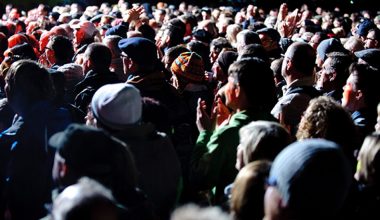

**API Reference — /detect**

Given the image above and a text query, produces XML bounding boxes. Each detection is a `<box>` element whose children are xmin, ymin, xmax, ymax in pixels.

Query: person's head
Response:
<box><xmin>264</xmin><ymin>139</ymin><xmax>351</xmax><ymax>220</ymax></box>
<box><xmin>5</xmin><ymin>60</ymin><xmax>53</xmax><ymax>116</ymax></box>
<box><xmin>226</xmin><ymin>58</ymin><xmax>276</xmax><ymax>111</ymax></box>
<box><xmin>355</xmin><ymin>133</ymin><xmax>380</xmax><ymax>186</ymax></box>
<box><xmin>209</xmin><ymin>37</ymin><xmax>232</xmax><ymax>64</ymax></box>
<box><xmin>231</xmin><ymin>160</ymin><xmax>272</xmax><ymax>220</ymax></box>
<box><xmin>238</xmin><ymin>44</ymin><xmax>269</xmax><ymax>63</ymax></box>
<box><xmin>82</xmin><ymin>43</ymin><xmax>112</xmax><ymax>74</ymax></box>
<box><xmin>257</xmin><ymin>28</ymin><xmax>281</xmax><ymax>52</ymax></box>
<box><xmin>158</xmin><ymin>18</ymin><xmax>186</xmax><ymax>49</ymax></box>
<box><xmin>356</xmin><ymin>18</ymin><xmax>376</xmax><ymax>41</ymax></box>
<box><xmin>316</xmin><ymin>52</ymin><xmax>351</xmax><ymax>93</ymax></box>
<box><xmin>118</xmin><ymin>37</ymin><xmax>158</xmax><ymax>75</ymax></box>
<box><xmin>226</xmin><ymin>24</ymin><xmax>243</xmax><ymax>47</ymax></box>
<box><xmin>90</xmin><ymin>83</ymin><xmax>142</xmax><ymax>130</ymax></box>
<box><xmin>364</xmin><ymin>28</ymin><xmax>380</xmax><ymax>49</ymax></box>
<box><xmin>170</xmin><ymin>52</ymin><xmax>205</xmax><ymax>91</ymax></box>
<box><xmin>236</xmin><ymin>121</ymin><xmax>290</xmax><ymax>170</ymax></box>
<box><xmin>102</xmin><ymin>35</ymin><xmax>122</xmax><ymax>59</ymax></box>
<box><xmin>163</xmin><ymin>45</ymin><xmax>189</xmax><ymax>71</ymax></box>
<box><xmin>343</xmin><ymin>37</ymin><xmax>362</xmax><ymax>55</ymax></box>
<box><xmin>354</xmin><ymin>48</ymin><xmax>380</xmax><ymax>70</ymax></box>
<box><xmin>342</xmin><ymin>63</ymin><xmax>379</xmax><ymax>112</ymax></box>
<box><xmin>309</xmin><ymin>32</ymin><xmax>328</xmax><ymax>50</ymax></box>
<box><xmin>51</xmin><ymin>177</ymin><xmax>119</xmax><ymax>220</ymax></box>
<box><xmin>46</xmin><ymin>35</ymin><xmax>74</xmax><ymax>66</ymax></box>
<box><xmin>214</xmin><ymin>50</ymin><xmax>238</xmax><ymax>83</ymax></box>
<box><xmin>271</xmin><ymin>57</ymin><xmax>284</xmax><ymax>86</ymax></box>
<box><xmin>236</xmin><ymin>30</ymin><xmax>261</xmax><ymax>53</ymax></box>
<box><xmin>282</xmin><ymin>42</ymin><xmax>316</xmax><ymax>84</ymax></box>
<box><xmin>297</xmin><ymin>96</ymin><xmax>358</xmax><ymax>158</ymax></box>
<box><xmin>316</xmin><ymin>38</ymin><xmax>346</xmax><ymax>68</ymax></box>
<box><xmin>49</xmin><ymin>123</ymin><xmax>137</xmax><ymax>200</ymax></box>
<box><xmin>71</xmin><ymin>21</ymin><xmax>97</xmax><ymax>48</ymax></box>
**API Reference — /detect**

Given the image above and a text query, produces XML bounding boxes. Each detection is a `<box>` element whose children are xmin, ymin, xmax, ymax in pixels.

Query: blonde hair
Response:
<box><xmin>231</xmin><ymin>160</ymin><xmax>271</xmax><ymax>220</ymax></box>
<box><xmin>355</xmin><ymin>133</ymin><xmax>380</xmax><ymax>185</ymax></box>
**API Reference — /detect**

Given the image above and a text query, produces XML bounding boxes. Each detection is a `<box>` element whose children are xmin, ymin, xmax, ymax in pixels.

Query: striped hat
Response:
<box><xmin>171</xmin><ymin>52</ymin><xmax>205</xmax><ymax>83</ymax></box>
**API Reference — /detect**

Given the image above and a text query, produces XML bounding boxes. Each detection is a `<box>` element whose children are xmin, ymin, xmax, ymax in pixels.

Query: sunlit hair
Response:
<box><xmin>355</xmin><ymin>133</ymin><xmax>380</xmax><ymax>185</ymax></box>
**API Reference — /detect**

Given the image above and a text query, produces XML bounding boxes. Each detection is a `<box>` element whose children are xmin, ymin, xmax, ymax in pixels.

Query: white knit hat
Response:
<box><xmin>91</xmin><ymin>83</ymin><xmax>142</xmax><ymax>130</ymax></box>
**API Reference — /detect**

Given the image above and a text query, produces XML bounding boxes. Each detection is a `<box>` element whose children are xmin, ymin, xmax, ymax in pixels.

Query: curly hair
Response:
<box><xmin>297</xmin><ymin>96</ymin><xmax>359</xmax><ymax>156</ymax></box>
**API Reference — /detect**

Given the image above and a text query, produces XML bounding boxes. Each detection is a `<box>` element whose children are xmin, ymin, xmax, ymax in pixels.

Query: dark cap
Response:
<box><xmin>354</xmin><ymin>48</ymin><xmax>380</xmax><ymax>70</ymax></box>
<box><xmin>269</xmin><ymin>139</ymin><xmax>351</xmax><ymax>218</ymax></box>
<box><xmin>356</xmin><ymin>19</ymin><xmax>376</xmax><ymax>37</ymax></box>
<box><xmin>257</xmin><ymin>27</ymin><xmax>281</xmax><ymax>43</ymax></box>
<box><xmin>49</xmin><ymin>124</ymin><xmax>127</xmax><ymax>173</ymax></box>
<box><xmin>316</xmin><ymin>38</ymin><xmax>346</xmax><ymax>61</ymax></box>
<box><xmin>118</xmin><ymin>37</ymin><xmax>158</xmax><ymax>67</ymax></box>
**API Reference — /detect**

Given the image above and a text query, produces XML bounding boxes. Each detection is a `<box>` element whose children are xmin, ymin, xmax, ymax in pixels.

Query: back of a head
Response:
<box><xmin>103</xmin><ymin>35</ymin><xmax>122</xmax><ymax>56</ymax></box>
<box><xmin>317</xmin><ymin>38</ymin><xmax>346</xmax><ymax>62</ymax></box>
<box><xmin>231</xmin><ymin>160</ymin><xmax>271</xmax><ymax>220</ymax></box>
<box><xmin>297</xmin><ymin>96</ymin><xmax>358</xmax><ymax>159</ymax></box>
<box><xmin>237</xmin><ymin>30</ymin><xmax>261</xmax><ymax>46</ymax></box>
<box><xmin>51</xmin><ymin>35</ymin><xmax>74</xmax><ymax>63</ymax></box>
<box><xmin>166</xmin><ymin>18</ymin><xmax>186</xmax><ymax>46</ymax></box>
<box><xmin>238</xmin><ymin>43</ymin><xmax>269</xmax><ymax>63</ymax></box>
<box><xmin>9</xmin><ymin>42</ymin><xmax>37</xmax><ymax>61</ymax></box>
<box><xmin>50</xmin><ymin>124</ymin><xmax>138</xmax><ymax>206</ymax></box>
<box><xmin>52</xmin><ymin>177</ymin><xmax>119</xmax><ymax>220</ymax></box>
<box><xmin>228</xmin><ymin>58</ymin><xmax>276</xmax><ymax>111</ymax></box>
<box><xmin>91</xmin><ymin>83</ymin><xmax>142</xmax><ymax>130</ymax></box>
<box><xmin>287</xmin><ymin>42</ymin><xmax>316</xmax><ymax>77</ymax></box>
<box><xmin>239</xmin><ymin>121</ymin><xmax>291</xmax><ymax>163</ymax></box>
<box><xmin>356</xmin><ymin>133</ymin><xmax>380</xmax><ymax>185</ymax></box>
<box><xmin>84</xmin><ymin>43</ymin><xmax>112</xmax><ymax>71</ymax></box>
<box><xmin>5</xmin><ymin>60</ymin><xmax>53</xmax><ymax>108</ymax></box>
<box><xmin>268</xmin><ymin>139</ymin><xmax>351</xmax><ymax>219</ymax></box>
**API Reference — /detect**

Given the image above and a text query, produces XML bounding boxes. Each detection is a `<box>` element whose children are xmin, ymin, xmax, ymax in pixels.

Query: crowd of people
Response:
<box><xmin>0</xmin><ymin>1</ymin><xmax>380</xmax><ymax>220</ymax></box>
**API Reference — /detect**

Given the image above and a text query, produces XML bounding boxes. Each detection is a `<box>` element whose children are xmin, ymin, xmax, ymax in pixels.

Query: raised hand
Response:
<box><xmin>196</xmin><ymin>98</ymin><xmax>216</xmax><ymax>132</ymax></box>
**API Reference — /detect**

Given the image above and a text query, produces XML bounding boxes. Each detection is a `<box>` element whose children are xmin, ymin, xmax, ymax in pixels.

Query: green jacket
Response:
<box><xmin>191</xmin><ymin>109</ymin><xmax>276</xmax><ymax>203</ymax></box>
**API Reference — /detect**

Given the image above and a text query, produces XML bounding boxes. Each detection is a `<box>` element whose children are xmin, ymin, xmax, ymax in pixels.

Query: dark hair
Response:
<box><xmin>50</xmin><ymin>35</ymin><xmax>74</xmax><ymax>63</ymax></box>
<box><xmin>187</xmin><ymin>40</ymin><xmax>211</xmax><ymax>70</ymax></box>
<box><xmin>9</xmin><ymin>43</ymin><xmax>37</xmax><ymax>61</ymax></box>
<box><xmin>210</xmin><ymin>37</ymin><xmax>231</xmax><ymax>54</ymax></box>
<box><xmin>239</xmin><ymin>44</ymin><xmax>269</xmax><ymax>63</ymax></box>
<box><xmin>165</xmin><ymin>45</ymin><xmax>189</xmax><ymax>61</ymax></box>
<box><xmin>325</xmin><ymin>52</ymin><xmax>352</xmax><ymax>87</ymax></box>
<box><xmin>137</xmin><ymin>24</ymin><xmax>156</xmax><ymax>42</ymax></box>
<box><xmin>5</xmin><ymin>60</ymin><xmax>54</xmax><ymax>106</ymax></box>
<box><xmin>287</xmin><ymin>42</ymin><xmax>316</xmax><ymax>76</ymax></box>
<box><xmin>84</xmin><ymin>43</ymin><xmax>112</xmax><ymax>71</ymax></box>
<box><xmin>368</xmin><ymin>28</ymin><xmax>380</xmax><ymax>41</ymax></box>
<box><xmin>349</xmin><ymin>63</ymin><xmax>380</xmax><ymax>109</ymax></box>
<box><xmin>165</xmin><ymin>18</ymin><xmax>186</xmax><ymax>47</ymax></box>
<box><xmin>228</xmin><ymin>58</ymin><xmax>276</xmax><ymax>111</ymax></box>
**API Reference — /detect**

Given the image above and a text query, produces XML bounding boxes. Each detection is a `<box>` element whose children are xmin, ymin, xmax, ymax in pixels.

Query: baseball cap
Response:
<box><xmin>71</xmin><ymin>21</ymin><xmax>97</xmax><ymax>39</ymax></box>
<box><xmin>354</xmin><ymin>48</ymin><xmax>380</xmax><ymax>70</ymax></box>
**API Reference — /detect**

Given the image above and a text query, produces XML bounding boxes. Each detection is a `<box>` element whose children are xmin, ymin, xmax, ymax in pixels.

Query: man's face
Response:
<box><xmin>225</xmin><ymin>76</ymin><xmax>238</xmax><ymax>110</ymax></box>
<box><xmin>316</xmin><ymin>57</ymin><xmax>334</xmax><ymax>91</ymax></box>
<box><xmin>341</xmin><ymin>74</ymin><xmax>357</xmax><ymax>112</ymax></box>
<box><xmin>209</xmin><ymin>45</ymin><xmax>219</xmax><ymax>64</ymax></box>
<box><xmin>259</xmin><ymin>33</ymin><xmax>274</xmax><ymax>51</ymax></box>
<box><xmin>74</xmin><ymin>28</ymin><xmax>85</xmax><ymax>47</ymax></box>
<box><xmin>364</xmin><ymin>31</ymin><xmax>378</xmax><ymax>49</ymax></box>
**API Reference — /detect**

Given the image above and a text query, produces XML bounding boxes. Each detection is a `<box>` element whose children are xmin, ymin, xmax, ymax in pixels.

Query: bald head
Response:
<box><xmin>285</xmin><ymin>42</ymin><xmax>316</xmax><ymax>77</ymax></box>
